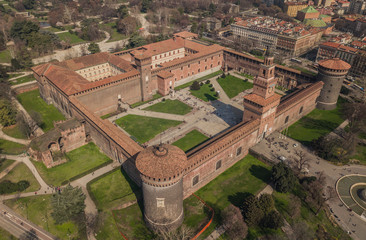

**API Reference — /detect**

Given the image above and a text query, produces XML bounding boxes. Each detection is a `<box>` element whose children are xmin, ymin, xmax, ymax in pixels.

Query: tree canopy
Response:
<box><xmin>271</xmin><ymin>162</ymin><xmax>297</xmax><ymax>193</ymax></box>
<box><xmin>88</xmin><ymin>42</ymin><xmax>100</xmax><ymax>54</ymax></box>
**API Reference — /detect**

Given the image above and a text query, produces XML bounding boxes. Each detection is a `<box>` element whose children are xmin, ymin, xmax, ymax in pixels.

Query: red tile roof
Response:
<box><xmin>244</xmin><ymin>93</ymin><xmax>282</xmax><ymax>107</ymax></box>
<box><xmin>318</xmin><ymin>58</ymin><xmax>351</xmax><ymax>70</ymax></box>
<box><xmin>173</xmin><ymin>31</ymin><xmax>198</xmax><ymax>39</ymax></box>
<box><xmin>157</xmin><ymin>70</ymin><xmax>174</xmax><ymax>79</ymax></box>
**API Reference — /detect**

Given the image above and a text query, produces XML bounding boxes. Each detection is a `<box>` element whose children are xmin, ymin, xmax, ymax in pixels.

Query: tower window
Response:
<box><xmin>236</xmin><ymin>147</ymin><xmax>242</xmax><ymax>156</ymax></box>
<box><xmin>216</xmin><ymin>160</ymin><xmax>222</xmax><ymax>170</ymax></box>
<box><xmin>299</xmin><ymin>106</ymin><xmax>303</xmax><ymax>114</ymax></box>
<box><xmin>192</xmin><ymin>175</ymin><xmax>199</xmax><ymax>186</ymax></box>
<box><xmin>285</xmin><ymin>116</ymin><xmax>289</xmax><ymax>124</ymax></box>
<box><xmin>156</xmin><ymin>198</ymin><xmax>165</xmax><ymax>208</ymax></box>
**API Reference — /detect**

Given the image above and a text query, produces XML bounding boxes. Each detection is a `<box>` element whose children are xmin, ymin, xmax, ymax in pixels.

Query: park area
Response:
<box><xmin>287</xmin><ymin>98</ymin><xmax>346</xmax><ymax>145</ymax></box>
<box><xmin>217</xmin><ymin>75</ymin><xmax>253</xmax><ymax>98</ymax></box>
<box><xmin>143</xmin><ymin>99</ymin><xmax>192</xmax><ymax>115</ymax></box>
<box><xmin>172</xmin><ymin>130</ymin><xmax>209</xmax><ymax>152</ymax></box>
<box><xmin>17</xmin><ymin>89</ymin><xmax>65</xmax><ymax>132</ymax></box>
<box><xmin>190</xmin><ymin>82</ymin><xmax>219</xmax><ymax>102</ymax></box>
<box><xmin>0</xmin><ymin>139</ymin><xmax>26</xmax><ymax>155</ymax></box>
<box><xmin>32</xmin><ymin>142</ymin><xmax>112</xmax><ymax>186</ymax></box>
<box><xmin>57</xmin><ymin>32</ymin><xmax>85</xmax><ymax>45</ymax></box>
<box><xmin>4</xmin><ymin>195</ymin><xmax>81</xmax><ymax>239</ymax></box>
<box><xmin>1</xmin><ymin>163</ymin><xmax>40</xmax><ymax>194</ymax></box>
<box><xmin>115</xmin><ymin>115</ymin><xmax>181</xmax><ymax>143</ymax></box>
<box><xmin>2</xmin><ymin>124</ymin><xmax>28</xmax><ymax>139</ymax></box>
<box><xmin>9</xmin><ymin>74</ymin><xmax>36</xmax><ymax>85</ymax></box>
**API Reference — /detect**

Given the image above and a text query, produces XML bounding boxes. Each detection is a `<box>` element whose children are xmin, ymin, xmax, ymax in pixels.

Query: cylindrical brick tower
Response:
<box><xmin>136</xmin><ymin>144</ymin><xmax>187</xmax><ymax>231</ymax></box>
<box><xmin>317</xmin><ymin>58</ymin><xmax>351</xmax><ymax>110</ymax></box>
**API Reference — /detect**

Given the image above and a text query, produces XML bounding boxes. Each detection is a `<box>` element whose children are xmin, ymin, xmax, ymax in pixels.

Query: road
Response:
<box><xmin>0</xmin><ymin>203</ymin><xmax>56</xmax><ymax>240</ymax></box>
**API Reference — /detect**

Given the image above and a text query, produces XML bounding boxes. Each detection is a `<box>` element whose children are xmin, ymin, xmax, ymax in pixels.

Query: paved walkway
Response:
<box><xmin>0</xmin><ymin>127</ymin><xmax>31</xmax><ymax>145</ymax></box>
<box><xmin>7</xmin><ymin>72</ymin><xmax>33</xmax><ymax>81</ymax></box>
<box><xmin>0</xmin><ymin>161</ymin><xmax>19</xmax><ymax>179</ymax></box>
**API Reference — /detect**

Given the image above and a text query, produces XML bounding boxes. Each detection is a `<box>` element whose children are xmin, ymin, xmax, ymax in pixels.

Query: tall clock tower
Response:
<box><xmin>243</xmin><ymin>49</ymin><xmax>281</xmax><ymax>140</ymax></box>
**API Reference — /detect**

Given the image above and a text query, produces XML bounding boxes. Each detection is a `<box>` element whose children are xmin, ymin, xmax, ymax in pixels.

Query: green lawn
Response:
<box><xmin>217</xmin><ymin>75</ymin><xmax>253</xmax><ymax>98</ymax></box>
<box><xmin>0</xmin><ymin>139</ymin><xmax>27</xmax><ymax>155</ymax></box>
<box><xmin>2</xmin><ymin>124</ymin><xmax>28</xmax><ymax>139</ymax></box>
<box><xmin>10</xmin><ymin>74</ymin><xmax>36</xmax><ymax>85</ymax></box>
<box><xmin>175</xmin><ymin>70</ymin><xmax>223</xmax><ymax>91</ymax></box>
<box><xmin>88</xmin><ymin>168</ymin><xmax>140</xmax><ymax>211</ymax></box>
<box><xmin>196</xmin><ymin>154</ymin><xmax>270</xmax><ymax>210</ymax></box>
<box><xmin>290</xmin><ymin>65</ymin><xmax>317</xmax><ymax>76</ymax></box>
<box><xmin>88</xmin><ymin>168</ymin><xmax>140</xmax><ymax>240</ymax></box>
<box><xmin>196</xmin><ymin>154</ymin><xmax>271</xmax><ymax>239</ymax></box>
<box><xmin>0</xmin><ymin>158</ymin><xmax>15</xmax><ymax>173</ymax></box>
<box><xmin>115</xmin><ymin>115</ymin><xmax>181</xmax><ymax>143</ymax></box>
<box><xmin>190</xmin><ymin>83</ymin><xmax>219</xmax><ymax>102</ymax></box>
<box><xmin>0</xmin><ymin>49</ymin><xmax>11</xmax><ymax>63</ymax></box>
<box><xmin>236</xmin><ymin>72</ymin><xmax>254</xmax><ymax>80</ymax></box>
<box><xmin>101</xmin><ymin>22</ymin><xmax>128</xmax><ymax>43</ymax></box>
<box><xmin>112</xmin><ymin>195</ymin><xmax>211</xmax><ymax>240</ymax></box>
<box><xmin>130</xmin><ymin>93</ymin><xmax>162</xmax><ymax>108</ymax></box>
<box><xmin>351</xmin><ymin>144</ymin><xmax>366</xmax><ymax>165</ymax></box>
<box><xmin>57</xmin><ymin>32</ymin><xmax>85</xmax><ymax>45</ymax></box>
<box><xmin>172</xmin><ymin>130</ymin><xmax>209</xmax><ymax>152</ymax></box>
<box><xmin>0</xmin><ymin>227</ymin><xmax>16</xmax><ymax>240</ymax></box>
<box><xmin>287</xmin><ymin>98</ymin><xmax>346</xmax><ymax>145</ymax></box>
<box><xmin>1</xmin><ymin>163</ymin><xmax>41</xmax><ymax>193</ymax></box>
<box><xmin>8</xmin><ymin>73</ymin><xmax>23</xmax><ymax>79</ymax></box>
<box><xmin>4</xmin><ymin>195</ymin><xmax>81</xmax><ymax>239</ymax></box>
<box><xmin>32</xmin><ymin>142</ymin><xmax>111</xmax><ymax>186</ymax></box>
<box><xmin>143</xmin><ymin>99</ymin><xmax>192</xmax><ymax>115</ymax></box>
<box><xmin>17</xmin><ymin>89</ymin><xmax>65</xmax><ymax>132</ymax></box>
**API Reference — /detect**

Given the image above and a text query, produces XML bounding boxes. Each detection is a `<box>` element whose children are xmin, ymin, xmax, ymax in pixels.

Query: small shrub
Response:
<box><xmin>221</xmin><ymin>73</ymin><xmax>226</xmax><ymax>78</ymax></box>
<box><xmin>190</xmin><ymin>81</ymin><xmax>200</xmax><ymax>90</ymax></box>
<box><xmin>0</xmin><ymin>180</ymin><xmax>30</xmax><ymax>194</ymax></box>
<box><xmin>200</xmin><ymin>82</ymin><xmax>204</xmax><ymax>86</ymax></box>
<box><xmin>205</xmin><ymin>80</ymin><xmax>210</xmax><ymax>84</ymax></box>
<box><xmin>260</xmin><ymin>211</ymin><xmax>284</xmax><ymax>229</ymax></box>
<box><xmin>162</xmin><ymin>98</ymin><xmax>166</xmax><ymax>102</ymax></box>
<box><xmin>209</xmin><ymin>84</ymin><xmax>213</xmax><ymax>87</ymax></box>
<box><xmin>214</xmin><ymin>92</ymin><xmax>219</xmax><ymax>97</ymax></box>
<box><xmin>243</xmin><ymin>79</ymin><xmax>248</xmax><ymax>82</ymax></box>
<box><xmin>210</xmin><ymin>88</ymin><xmax>215</xmax><ymax>92</ymax></box>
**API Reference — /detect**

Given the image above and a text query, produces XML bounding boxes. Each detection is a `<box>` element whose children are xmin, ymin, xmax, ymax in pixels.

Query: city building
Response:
<box><xmin>283</xmin><ymin>2</ymin><xmax>309</xmax><ymax>17</ymax></box>
<box><xmin>231</xmin><ymin>16</ymin><xmax>324</xmax><ymax>56</ymax></box>
<box><xmin>317</xmin><ymin>41</ymin><xmax>366</xmax><ymax>77</ymax></box>
<box><xmin>348</xmin><ymin>0</ymin><xmax>366</xmax><ymax>14</ymax></box>
<box><xmin>202</xmin><ymin>17</ymin><xmax>222</xmax><ymax>31</ymax></box>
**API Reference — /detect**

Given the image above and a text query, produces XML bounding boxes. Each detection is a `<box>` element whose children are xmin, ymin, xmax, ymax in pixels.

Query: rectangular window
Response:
<box><xmin>216</xmin><ymin>160</ymin><xmax>222</xmax><ymax>170</ymax></box>
<box><xmin>192</xmin><ymin>175</ymin><xmax>199</xmax><ymax>186</ymax></box>
<box><xmin>236</xmin><ymin>147</ymin><xmax>242</xmax><ymax>156</ymax></box>
<box><xmin>156</xmin><ymin>198</ymin><xmax>165</xmax><ymax>208</ymax></box>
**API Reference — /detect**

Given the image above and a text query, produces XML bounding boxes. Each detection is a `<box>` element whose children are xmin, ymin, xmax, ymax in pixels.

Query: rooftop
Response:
<box><xmin>318</xmin><ymin>58</ymin><xmax>351</xmax><ymax>70</ymax></box>
<box><xmin>299</xmin><ymin>6</ymin><xmax>319</xmax><ymax>13</ymax></box>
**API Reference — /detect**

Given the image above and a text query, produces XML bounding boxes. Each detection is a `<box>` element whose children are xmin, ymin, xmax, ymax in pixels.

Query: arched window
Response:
<box><xmin>216</xmin><ymin>160</ymin><xmax>222</xmax><ymax>170</ymax></box>
<box><xmin>192</xmin><ymin>175</ymin><xmax>199</xmax><ymax>186</ymax></box>
<box><xmin>299</xmin><ymin>106</ymin><xmax>303</xmax><ymax>114</ymax></box>
<box><xmin>285</xmin><ymin>116</ymin><xmax>289</xmax><ymax>124</ymax></box>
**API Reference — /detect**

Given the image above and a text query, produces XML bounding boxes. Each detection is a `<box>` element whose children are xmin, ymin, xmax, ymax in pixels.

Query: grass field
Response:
<box><xmin>172</xmin><ymin>130</ymin><xmax>209</xmax><ymax>152</ymax></box>
<box><xmin>351</xmin><ymin>144</ymin><xmax>366</xmax><ymax>165</ymax></box>
<box><xmin>130</xmin><ymin>93</ymin><xmax>162</xmax><ymax>108</ymax></box>
<box><xmin>0</xmin><ymin>227</ymin><xmax>16</xmax><ymax>240</ymax></box>
<box><xmin>175</xmin><ymin>70</ymin><xmax>223</xmax><ymax>91</ymax></box>
<box><xmin>217</xmin><ymin>75</ymin><xmax>253</xmax><ymax>98</ymax></box>
<box><xmin>0</xmin><ymin>49</ymin><xmax>11</xmax><ymax>63</ymax></box>
<box><xmin>287</xmin><ymin>98</ymin><xmax>346</xmax><ymax>145</ymax></box>
<box><xmin>101</xmin><ymin>22</ymin><xmax>128</xmax><ymax>43</ymax></box>
<box><xmin>88</xmin><ymin>168</ymin><xmax>140</xmax><ymax>240</ymax></box>
<box><xmin>4</xmin><ymin>195</ymin><xmax>81</xmax><ymax>239</ymax></box>
<box><xmin>290</xmin><ymin>65</ymin><xmax>317</xmax><ymax>76</ymax></box>
<box><xmin>17</xmin><ymin>89</ymin><xmax>65</xmax><ymax>132</ymax></box>
<box><xmin>143</xmin><ymin>99</ymin><xmax>192</xmax><ymax>115</ymax></box>
<box><xmin>0</xmin><ymin>158</ymin><xmax>15</xmax><ymax>173</ymax></box>
<box><xmin>1</xmin><ymin>163</ymin><xmax>41</xmax><ymax>193</ymax></box>
<box><xmin>9</xmin><ymin>73</ymin><xmax>23</xmax><ymax>79</ymax></box>
<box><xmin>115</xmin><ymin>115</ymin><xmax>181</xmax><ymax>143</ymax></box>
<box><xmin>190</xmin><ymin>83</ymin><xmax>219</xmax><ymax>102</ymax></box>
<box><xmin>2</xmin><ymin>124</ymin><xmax>28</xmax><ymax>139</ymax></box>
<box><xmin>0</xmin><ymin>139</ymin><xmax>26</xmax><ymax>155</ymax></box>
<box><xmin>57</xmin><ymin>32</ymin><xmax>85</xmax><ymax>45</ymax></box>
<box><xmin>236</xmin><ymin>72</ymin><xmax>254</xmax><ymax>80</ymax></box>
<box><xmin>10</xmin><ymin>74</ymin><xmax>36</xmax><ymax>85</ymax></box>
<box><xmin>32</xmin><ymin>142</ymin><xmax>111</xmax><ymax>186</ymax></box>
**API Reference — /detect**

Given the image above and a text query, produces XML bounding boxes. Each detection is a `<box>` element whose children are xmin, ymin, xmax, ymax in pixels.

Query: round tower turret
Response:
<box><xmin>317</xmin><ymin>58</ymin><xmax>351</xmax><ymax>110</ymax></box>
<box><xmin>136</xmin><ymin>144</ymin><xmax>187</xmax><ymax>231</ymax></box>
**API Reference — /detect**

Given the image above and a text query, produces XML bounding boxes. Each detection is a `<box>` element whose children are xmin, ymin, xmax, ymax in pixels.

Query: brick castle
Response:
<box><xmin>31</xmin><ymin>31</ymin><xmax>349</xmax><ymax>230</ymax></box>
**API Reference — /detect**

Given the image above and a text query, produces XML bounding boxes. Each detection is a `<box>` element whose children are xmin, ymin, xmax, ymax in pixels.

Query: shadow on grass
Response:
<box><xmin>228</xmin><ymin>192</ymin><xmax>253</xmax><ymax>208</ymax></box>
<box><xmin>249</xmin><ymin>165</ymin><xmax>271</xmax><ymax>183</ymax></box>
<box><xmin>301</xmin><ymin>117</ymin><xmax>339</xmax><ymax>132</ymax></box>
<box><xmin>119</xmin><ymin>167</ymin><xmax>142</xmax><ymax>202</ymax></box>
<box><xmin>203</xmin><ymin>93</ymin><xmax>217</xmax><ymax>102</ymax></box>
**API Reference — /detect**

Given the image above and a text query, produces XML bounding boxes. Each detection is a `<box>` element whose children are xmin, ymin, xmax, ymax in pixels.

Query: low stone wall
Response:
<box><xmin>12</xmin><ymin>81</ymin><xmax>38</xmax><ymax>94</ymax></box>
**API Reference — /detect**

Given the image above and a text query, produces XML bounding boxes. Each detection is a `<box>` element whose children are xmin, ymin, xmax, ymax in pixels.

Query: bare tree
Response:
<box><xmin>157</xmin><ymin>225</ymin><xmax>193</xmax><ymax>240</ymax></box>
<box><xmin>222</xmin><ymin>204</ymin><xmax>248</xmax><ymax>240</ymax></box>
<box><xmin>288</xmin><ymin>194</ymin><xmax>301</xmax><ymax>219</ymax></box>
<box><xmin>292</xmin><ymin>150</ymin><xmax>310</xmax><ymax>174</ymax></box>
